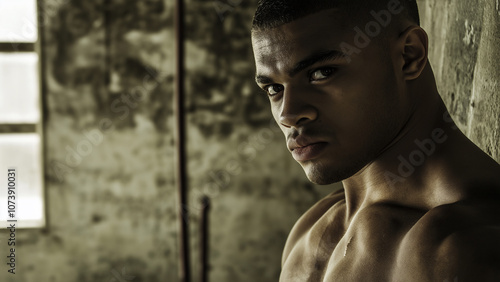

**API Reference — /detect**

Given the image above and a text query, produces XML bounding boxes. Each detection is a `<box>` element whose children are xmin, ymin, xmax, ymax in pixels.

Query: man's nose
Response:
<box><xmin>279</xmin><ymin>87</ymin><xmax>318</xmax><ymax>128</ymax></box>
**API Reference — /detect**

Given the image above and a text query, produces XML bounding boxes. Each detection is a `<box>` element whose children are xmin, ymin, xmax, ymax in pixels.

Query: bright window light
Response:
<box><xmin>0</xmin><ymin>0</ymin><xmax>38</xmax><ymax>42</ymax></box>
<box><xmin>0</xmin><ymin>133</ymin><xmax>44</xmax><ymax>228</ymax></box>
<box><xmin>0</xmin><ymin>53</ymin><xmax>40</xmax><ymax>123</ymax></box>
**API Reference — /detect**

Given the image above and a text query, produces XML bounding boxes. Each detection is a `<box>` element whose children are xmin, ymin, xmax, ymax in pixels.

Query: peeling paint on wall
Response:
<box><xmin>462</xmin><ymin>19</ymin><xmax>476</xmax><ymax>46</ymax></box>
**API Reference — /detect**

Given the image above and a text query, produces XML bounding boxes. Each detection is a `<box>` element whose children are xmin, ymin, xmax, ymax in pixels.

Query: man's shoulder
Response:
<box><xmin>400</xmin><ymin>197</ymin><xmax>500</xmax><ymax>280</ymax></box>
<box><xmin>297</xmin><ymin>188</ymin><xmax>346</xmax><ymax>226</ymax></box>
<box><xmin>414</xmin><ymin>187</ymin><xmax>500</xmax><ymax>238</ymax></box>
<box><xmin>281</xmin><ymin>188</ymin><xmax>346</xmax><ymax>265</ymax></box>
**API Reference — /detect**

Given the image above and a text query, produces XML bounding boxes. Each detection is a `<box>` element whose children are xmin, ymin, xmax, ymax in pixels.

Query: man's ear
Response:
<box><xmin>398</xmin><ymin>26</ymin><xmax>428</xmax><ymax>80</ymax></box>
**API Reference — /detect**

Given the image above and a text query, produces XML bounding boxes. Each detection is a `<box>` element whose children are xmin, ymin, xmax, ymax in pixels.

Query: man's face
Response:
<box><xmin>252</xmin><ymin>9</ymin><xmax>410</xmax><ymax>184</ymax></box>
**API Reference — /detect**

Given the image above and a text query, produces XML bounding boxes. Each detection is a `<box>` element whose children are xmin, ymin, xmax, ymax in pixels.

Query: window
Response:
<box><xmin>0</xmin><ymin>0</ymin><xmax>45</xmax><ymax>228</ymax></box>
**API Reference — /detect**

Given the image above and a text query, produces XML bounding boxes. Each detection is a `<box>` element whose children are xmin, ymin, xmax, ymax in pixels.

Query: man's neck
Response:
<box><xmin>340</xmin><ymin>93</ymin><xmax>488</xmax><ymax>222</ymax></box>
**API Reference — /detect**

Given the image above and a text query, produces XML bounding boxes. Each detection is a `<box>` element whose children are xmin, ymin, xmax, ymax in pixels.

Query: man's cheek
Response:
<box><xmin>268</xmin><ymin>115</ymin><xmax>283</xmax><ymax>134</ymax></box>
<box><xmin>271</xmin><ymin>109</ymin><xmax>281</xmax><ymax>126</ymax></box>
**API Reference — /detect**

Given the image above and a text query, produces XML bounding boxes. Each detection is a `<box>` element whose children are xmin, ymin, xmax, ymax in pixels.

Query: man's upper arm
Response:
<box><xmin>435</xmin><ymin>225</ymin><xmax>500</xmax><ymax>281</ymax></box>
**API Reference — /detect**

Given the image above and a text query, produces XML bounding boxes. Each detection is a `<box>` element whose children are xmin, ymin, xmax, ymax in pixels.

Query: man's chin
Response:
<box><xmin>302</xmin><ymin>161</ymin><xmax>365</xmax><ymax>185</ymax></box>
<box><xmin>305</xmin><ymin>171</ymin><xmax>345</xmax><ymax>185</ymax></box>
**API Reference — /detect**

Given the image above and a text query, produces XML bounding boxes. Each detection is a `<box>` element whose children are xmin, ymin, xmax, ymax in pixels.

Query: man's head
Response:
<box><xmin>252</xmin><ymin>0</ymin><xmax>420</xmax><ymax>31</ymax></box>
<box><xmin>251</xmin><ymin>0</ymin><xmax>430</xmax><ymax>184</ymax></box>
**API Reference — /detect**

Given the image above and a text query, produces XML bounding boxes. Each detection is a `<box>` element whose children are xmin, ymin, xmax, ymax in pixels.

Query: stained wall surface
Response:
<box><xmin>419</xmin><ymin>0</ymin><xmax>500</xmax><ymax>162</ymax></box>
<box><xmin>1</xmin><ymin>0</ymin><xmax>180</xmax><ymax>281</ymax></box>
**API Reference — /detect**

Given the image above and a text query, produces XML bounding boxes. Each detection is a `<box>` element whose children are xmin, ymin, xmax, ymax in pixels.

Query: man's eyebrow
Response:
<box><xmin>255</xmin><ymin>75</ymin><xmax>274</xmax><ymax>85</ymax></box>
<box><xmin>254</xmin><ymin>50</ymin><xmax>346</xmax><ymax>85</ymax></box>
<box><xmin>288</xmin><ymin>50</ymin><xmax>346</xmax><ymax>77</ymax></box>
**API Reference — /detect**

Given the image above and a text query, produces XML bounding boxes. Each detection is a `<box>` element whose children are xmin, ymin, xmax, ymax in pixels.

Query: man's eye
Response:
<box><xmin>265</xmin><ymin>84</ymin><xmax>284</xmax><ymax>96</ymax></box>
<box><xmin>310</xmin><ymin>68</ymin><xmax>335</xmax><ymax>81</ymax></box>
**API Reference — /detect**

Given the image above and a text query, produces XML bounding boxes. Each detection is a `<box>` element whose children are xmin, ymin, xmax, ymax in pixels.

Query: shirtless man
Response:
<box><xmin>251</xmin><ymin>0</ymin><xmax>500</xmax><ymax>281</ymax></box>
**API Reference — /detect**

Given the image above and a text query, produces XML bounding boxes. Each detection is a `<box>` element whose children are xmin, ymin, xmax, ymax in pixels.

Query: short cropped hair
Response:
<box><xmin>252</xmin><ymin>0</ymin><xmax>420</xmax><ymax>31</ymax></box>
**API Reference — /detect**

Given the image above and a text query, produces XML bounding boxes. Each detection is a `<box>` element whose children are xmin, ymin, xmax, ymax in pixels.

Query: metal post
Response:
<box><xmin>200</xmin><ymin>196</ymin><xmax>210</xmax><ymax>282</ymax></box>
<box><xmin>175</xmin><ymin>0</ymin><xmax>190</xmax><ymax>281</ymax></box>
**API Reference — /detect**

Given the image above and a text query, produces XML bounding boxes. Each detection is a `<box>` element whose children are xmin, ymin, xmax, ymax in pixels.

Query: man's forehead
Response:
<box><xmin>252</xmin><ymin>31</ymin><xmax>291</xmax><ymax>64</ymax></box>
<box><xmin>252</xmin><ymin>33</ymin><xmax>294</xmax><ymax>79</ymax></box>
<box><xmin>252</xmin><ymin>10</ymin><xmax>350</xmax><ymax>77</ymax></box>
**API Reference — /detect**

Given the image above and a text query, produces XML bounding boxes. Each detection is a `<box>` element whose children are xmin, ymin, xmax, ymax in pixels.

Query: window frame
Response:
<box><xmin>0</xmin><ymin>0</ymin><xmax>46</xmax><ymax>229</ymax></box>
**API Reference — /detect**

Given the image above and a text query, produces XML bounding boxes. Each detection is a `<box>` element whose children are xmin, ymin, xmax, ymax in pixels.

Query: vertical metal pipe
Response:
<box><xmin>175</xmin><ymin>0</ymin><xmax>191</xmax><ymax>281</ymax></box>
<box><xmin>37</xmin><ymin>0</ymin><xmax>50</xmax><ymax>233</ymax></box>
<box><xmin>200</xmin><ymin>196</ymin><xmax>210</xmax><ymax>282</ymax></box>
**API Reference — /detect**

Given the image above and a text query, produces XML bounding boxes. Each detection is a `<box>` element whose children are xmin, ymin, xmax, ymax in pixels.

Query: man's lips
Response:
<box><xmin>291</xmin><ymin>142</ymin><xmax>328</xmax><ymax>161</ymax></box>
<box><xmin>288</xmin><ymin>136</ymin><xmax>328</xmax><ymax>161</ymax></box>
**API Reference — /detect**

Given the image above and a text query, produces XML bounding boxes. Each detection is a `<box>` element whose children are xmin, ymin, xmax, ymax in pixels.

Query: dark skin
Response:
<box><xmin>252</xmin><ymin>9</ymin><xmax>500</xmax><ymax>282</ymax></box>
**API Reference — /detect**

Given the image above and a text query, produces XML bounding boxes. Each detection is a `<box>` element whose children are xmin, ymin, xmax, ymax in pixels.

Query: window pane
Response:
<box><xmin>0</xmin><ymin>0</ymin><xmax>38</xmax><ymax>42</ymax></box>
<box><xmin>0</xmin><ymin>133</ymin><xmax>44</xmax><ymax>228</ymax></box>
<box><xmin>0</xmin><ymin>52</ymin><xmax>40</xmax><ymax>123</ymax></box>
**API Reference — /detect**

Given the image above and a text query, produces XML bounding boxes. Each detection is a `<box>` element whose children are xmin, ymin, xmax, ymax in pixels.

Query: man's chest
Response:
<box><xmin>280</xmin><ymin>205</ymin><xmax>425</xmax><ymax>282</ymax></box>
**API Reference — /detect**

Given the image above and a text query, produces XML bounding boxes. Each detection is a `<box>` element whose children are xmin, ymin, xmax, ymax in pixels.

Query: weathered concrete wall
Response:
<box><xmin>1</xmin><ymin>0</ymin><xmax>179</xmax><ymax>281</ymax></box>
<box><xmin>419</xmin><ymin>0</ymin><xmax>500</xmax><ymax>162</ymax></box>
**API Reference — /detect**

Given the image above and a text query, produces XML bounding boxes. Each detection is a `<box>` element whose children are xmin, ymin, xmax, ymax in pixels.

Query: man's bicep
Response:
<box><xmin>435</xmin><ymin>225</ymin><xmax>500</xmax><ymax>280</ymax></box>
